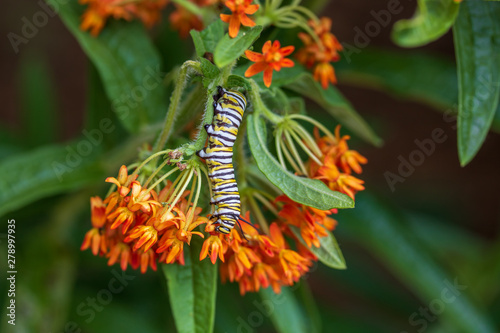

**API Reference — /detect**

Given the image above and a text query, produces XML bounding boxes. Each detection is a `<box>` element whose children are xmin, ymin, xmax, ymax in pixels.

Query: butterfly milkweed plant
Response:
<box><xmin>3</xmin><ymin>0</ymin><xmax>500</xmax><ymax>332</ymax></box>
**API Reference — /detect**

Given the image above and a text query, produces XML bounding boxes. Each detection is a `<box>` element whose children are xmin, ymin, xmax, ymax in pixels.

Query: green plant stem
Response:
<box><xmin>153</xmin><ymin>60</ymin><xmax>201</xmax><ymax>154</ymax></box>
<box><xmin>191</xmin><ymin>64</ymin><xmax>234</xmax><ymax>153</ymax></box>
<box><xmin>248</xmin><ymin>79</ymin><xmax>282</xmax><ymax>123</ymax></box>
<box><xmin>248</xmin><ymin>196</ymin><xmax>270</xmax><ymax>234</ymax></box>
<box><xmin>171</xmin><ymin>0</ymin><xmax>204</xmax><ymax>17</ymax></box>
<box><xmin>289</xmin><ymin>127</ymin><xmax>322</xmax><ymax>165</ymax></box>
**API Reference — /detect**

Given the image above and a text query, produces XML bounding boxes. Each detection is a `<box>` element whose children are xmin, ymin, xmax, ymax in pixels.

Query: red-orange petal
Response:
<box><xmin>262</xmin><ymin>40</ymin><xmax>272</xmax><ymax>54</ymax></box>
<box><xmin>280</xmin><ymin>58</ymin><xmax>295</xmax><ymax>68</ymax></box>
<box><xmin>240</xmin><ymin>14</ymin><xmax>256</xmax><ymax>27</ymax></box>
<box><xmin>263</xmin><ymin>66</ymin><xmax>274</xmax><ymax>87</ymax></box>
<box><xmin>220</xmin><ymin>13</ymin><xmax>231</xmax><ymax>23</ymax></box>
<box><xmin>245</xmin><ymin>50</ymin><xmax>264</xmax><ymax>62</ymax></box>
<box><xmin>229</xmin><ymin>14</ymin><xmax>240</xmax><ymax>38</ymax></box>
<box><xmin>245</xmin><ymin>4</ymin><xmax>259</xmax><ymax>14</ymax></box>
<box><xmin>280</xmin><ymin>45</ymin><xmax>295</xmax><ymax>56</ymax></box>
<box><xmin>245</xmin><ymin>61</ymin><xmax>268</xmax><ymax>77</ymax></box>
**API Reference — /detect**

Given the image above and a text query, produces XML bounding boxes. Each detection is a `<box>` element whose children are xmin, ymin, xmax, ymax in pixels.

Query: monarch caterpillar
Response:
<box><xmin>197</xmin><ymin>86</ymin><xmax>249</xmax><ymax>235</ymax></box>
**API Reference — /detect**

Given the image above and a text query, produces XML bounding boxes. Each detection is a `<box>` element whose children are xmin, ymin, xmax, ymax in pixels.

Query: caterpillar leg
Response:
<box><xmin>212</xmin><ymin>86</ymin><xmax>225</xmax><ymax>103</ymax></box>
<box><xmin>196</xmin><ymin>147</ymin><xmax>208</xmax><ymax>159</ymax></box>
<box><xmin>204</xmin><ymin>124</ymin><xmax>214</xmax><ymax>135</ymax></box>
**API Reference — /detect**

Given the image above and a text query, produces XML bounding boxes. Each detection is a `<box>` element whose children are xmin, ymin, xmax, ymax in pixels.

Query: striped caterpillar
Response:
<box><xmin>197</xmin><ymin>86</ymin><xmax>248</xmax><ymax>235</ymax></box>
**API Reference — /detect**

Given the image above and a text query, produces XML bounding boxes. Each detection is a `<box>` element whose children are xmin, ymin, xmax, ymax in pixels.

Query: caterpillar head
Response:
<box><xmin>212</xmin><ymin>86</ymin><xmax>226</xmax><ymax>103</ymax></box>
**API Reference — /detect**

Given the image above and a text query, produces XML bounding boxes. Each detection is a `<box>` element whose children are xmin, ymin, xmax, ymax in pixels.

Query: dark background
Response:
<box><xmin>1</xmin><ymin>0</ymin><xmax>499</xmax><ymax>332</ymax></box>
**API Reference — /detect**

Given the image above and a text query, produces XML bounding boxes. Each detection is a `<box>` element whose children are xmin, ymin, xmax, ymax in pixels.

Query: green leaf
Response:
<box><xmin>392</xmin><ymin>0</ymin><xmax>461</xmax><ymax>47</ymax></box>
<box><xmin>285</xmin><ymin>73</ymin><xmax>382</xmax><ymax>146</ymax></box>
<box><xmin>0</xmin><ymin>144</ymin><xmax>105</xmax><ymax>217</ymax></box>
<box><xmin>295</xmin><ymin>282</ymin><xmax>322</xmax><ymax>333</ymax></box>
<box><xmin>48</xmin><ymin>0</ymin><xmax>167</xmax><ymax>133</ymax></box>
<box><xmin>290</xmin><ymin>226</ymin><xmax>346</xmax><ymax>269</ymax></box>
<box><xmin>226</xmin><ymin>74</ymin><xmax>252</xmax><ymax>91</ymax></box>
<box><xmin>200</xmin><ymin>57</ymin><xmax>220</xmax><ymax>80</ymax></box>
<box><xmin>247</xmin><ymin>114</ymin><xmax>354</xmax><ymax>210</ymax></box>
<box><xmin>214</xmin><ymin>26</ymin><xmax>263</xmax><ymax>68</ymax></box>
<box><xmin>453</xmin><ymin>1</ymin><xmax>500</xmax><ymax>166</ymax></box>
<box><xmin>190</xmin><ymin>30</ymin><xmax>206</xmax><ymax>58</ymax></box>
<box><xmin>162</xmin><ymin>236</ymin><xmax>217</xmax><ymax>333</ymax></box>
<box><xmin>18</xmin><ymin>55</ymin><xmax>58</xmax><ymax>148</ymax></box>
<box><xmin>259</xmin><ymin>287</ymin><xmax>308</xmax><ymax>333</ymax></box>
<box><xmin>340</xmin><ymin>192</ymin><xmax>497</xmax><ymax>333</ymax></box>
<box><xmin>191</xmin><ymin>20</ymin><xmax>225</xmax><ymax>57</ymax></box>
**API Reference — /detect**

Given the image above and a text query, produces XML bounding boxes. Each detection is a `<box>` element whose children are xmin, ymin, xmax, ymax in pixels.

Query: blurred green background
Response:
<box><xmin>1</xmin><ymin>0</ymin><xmax>499</xmax><ymax>332</ymax></box>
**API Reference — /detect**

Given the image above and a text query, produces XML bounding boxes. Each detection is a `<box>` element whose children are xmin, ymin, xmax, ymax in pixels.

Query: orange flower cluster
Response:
<box><xmin>309</xmin><ymin>125</ymin><xmax>367</xmax><ymax>199</ymax></box>
<box><xmin>245</xmin><ymin>40</ymin><xmax>295</xmax><ymax>87</ymax></box>
<box><xmin>202</xmin><ymin>213</ymin><xmax>314</xmax><ymax>295</ymax></box>
<box><xmin>81</xmin><ymin>165</ymin><xmax>209</xmax><ymax>273</ymax></box>
<box><xmin>83</xmin><ymin>127</ymin><xmax>367</xmax><ymax>294</ymax></box>
<box><xmin>296</xmin><ymin>17</ymin><xmax>343</xmax><ymax>89</ymax></box>
<box><xmin>220</xmin><ymin>0</ymin><xmax>259</xmax><ymax>38</ymax></box>
<box><xmin>203</xmin><ymin>127</ymin><xmax>365</xmax><ymax>295</ymax></box>
<box><xmin>80</xmin><ymin>0</ymin><xmax>168</xmax><ymax>36</ymax></box>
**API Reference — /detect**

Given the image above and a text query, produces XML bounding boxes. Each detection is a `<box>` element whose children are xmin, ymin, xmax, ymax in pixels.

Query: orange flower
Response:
<box><xmin>220</xmin><ymin>0</ymin><xmax>259</xmax><ymax>38</ymax></box>
<box><xmin>269</xmin><ymin>223</ymin><xmax>311</xmax><ymax>282</ymax></box>
<box><xmin>135</xmin><ymin>249</ymin><xmax>158</xmax><ymax>273</ymax></box>
<box><xmin>313</xmin><ymin>62</ymin><xmax>336</xmax><ymax>89</ymax></box>
<box><xmin>200</xmin><ymin>235</ymin><xmax>226</xmax><ymax>264</ymax></box>
<box><xmin>296</xmin><ymin>17</ymin><xmax>343</xmax><ymax>89</ymax></box>
<box><xmin>328</xmin><ymin>173</ymin><xmax>365</xmax><ymax>200</ymax></box>
<box><xmin>81</xmin><ymin>228</ymin><xmax>104</xmax><ymax>255</ymax></box>
<box><xmin>125</xmin><ymin>225</ymin><xmax>158</xmax><ymax>252</ymax></box>
<box><xmin>276</xmin><ymin>195</ymin><xmax>336</xmax><ymax>248</ymax></box>
<box><xmin>107</xmin><ymin>241</ymin><xmax>133</xmax><ymax>271</ymax></box>
<box><xmin>170</xmin><ymin>4</ymin><xmax>204</xmax><ymax>38</ymax></box>
<box><xmin>308</xmin><ymin>126</ymin><xmax>367</xmax><ymax>199</ymax></box>
<box><xmin>79</xmin><ymin>0</ymin><xmax>168</xmax><ymax>36</ymax></box>
<box><xmin>244</xmin><ymin>40</ymin><xmax>295</xmax><ymax>87</ymax></box>
<box><xmin>90</xmin><ymin>196</ymin><xmax>107</xmax><ymax>228</ymax></box>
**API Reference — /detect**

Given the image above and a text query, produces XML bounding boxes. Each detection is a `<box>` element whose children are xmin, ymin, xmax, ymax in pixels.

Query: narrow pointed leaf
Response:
<box><xmin>247</xmin><ymin>114</ymin><xmax>354</xmax><ymax>210</ymax></box>
<box><xmin>214</xmin><ymin>26</ymin><xmax>263</xmax><ymax>68</ymax></box>
<box><xmin>392</xmin><ymin>0</ymin><xmax>460</xmax><ymax>47</ymax></box>
<box><xmin>285</xmin><ymin>73</ymin><xmax>382</xmax><ymax>146</ymax></box>
<box><xmin>191</xmin><ymin>20</ymin><xmax>225</xmax><ymax>57</ymax></box>
<box><xmin>0</xmin><ymin>144</ymin><xmax>105</xmax><ymax>217</ymax></box>
<box><xmin>453</xmin><ymin>1</ymin><xmax>500</xmax><ymax>166</ymax></box>
<box><xmin>290</xmin><ymin>226</ymin><xmax>346</xmax><ymax>269</ymax></box>
<box><xmin>162</xmin><ymin>236</ymin><xmax>217</xmax><ymax>333</ymax></box>
<box><xmin>295</xmin><ymin>282</ymin><xmax>322</xmax><ymax>333</ymax></box>
<box><xmin>259</xmin><ymin>287</ymin><xmax>308</xmax><ymax>333</ymax></box>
